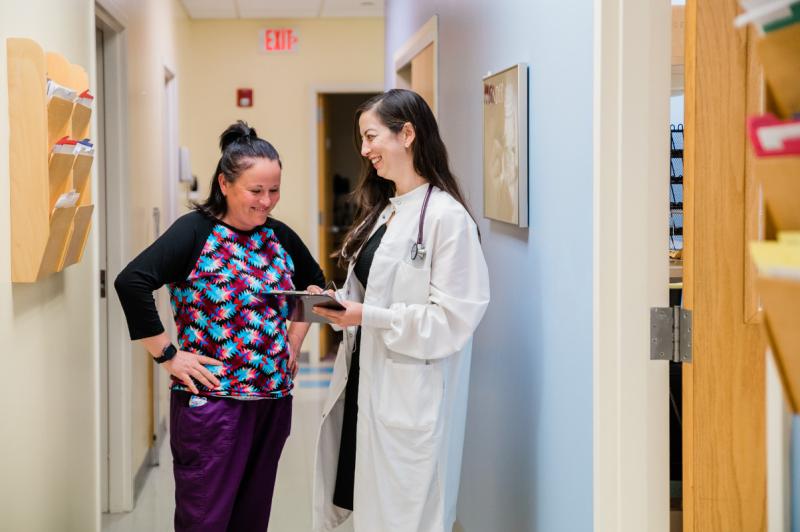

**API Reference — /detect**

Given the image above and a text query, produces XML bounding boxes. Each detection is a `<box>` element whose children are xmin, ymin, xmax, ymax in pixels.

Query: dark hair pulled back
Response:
<box><xmin>194</xmin><ymin>120</ymin><xmax>282</xmax><ymax>218</ymax></box>
<box><xmin>337</xmin><ymin>89</ymin><xmax>478</xmax><ymax>265</ymax></box>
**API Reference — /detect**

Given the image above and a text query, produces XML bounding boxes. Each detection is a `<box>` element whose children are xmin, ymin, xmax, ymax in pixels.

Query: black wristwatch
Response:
<box><xmin>154</xmin><ymin>343</ymin><xmax>177</xmax><ymax>364</ymax></box>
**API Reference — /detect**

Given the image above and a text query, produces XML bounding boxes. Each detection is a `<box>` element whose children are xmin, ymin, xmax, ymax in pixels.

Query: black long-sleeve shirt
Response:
<box><xmin>115</xmin><ymin>211</ymin><xmax>325</xmax><ymax>398</ymax></box>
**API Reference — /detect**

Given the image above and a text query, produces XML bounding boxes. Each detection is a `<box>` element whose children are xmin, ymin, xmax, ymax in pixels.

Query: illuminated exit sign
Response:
<box><xmin>259</xmin><ymin>28</ymin><xmax>299</xmax><ymax>53</ymax></box>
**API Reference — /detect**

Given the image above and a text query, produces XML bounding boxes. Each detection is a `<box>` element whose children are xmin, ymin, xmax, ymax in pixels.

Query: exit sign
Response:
<box><xmin>259</xmin><ymin>28</ymin><xmax>299</xmax><ymax>53</ymax></box>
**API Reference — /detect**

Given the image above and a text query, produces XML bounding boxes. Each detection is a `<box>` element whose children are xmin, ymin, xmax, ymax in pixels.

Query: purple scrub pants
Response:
<box><xmin>170</xmin><ymin>391</ymin><xmax>292</xmax><ymax>532</ymax></box>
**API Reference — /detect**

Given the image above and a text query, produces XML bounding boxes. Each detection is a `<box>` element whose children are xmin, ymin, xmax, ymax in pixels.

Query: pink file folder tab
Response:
<box><xmin>748</xmin><ymin>114</ymin><xmax>800</xmax><ymax>156</ymax></box>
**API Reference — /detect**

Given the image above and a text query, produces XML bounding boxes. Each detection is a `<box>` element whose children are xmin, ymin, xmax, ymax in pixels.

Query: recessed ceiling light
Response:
<box><xmin>361</xmin><ymin>1</ymin><xmax>375</xmax><ymax>5</ymax></box>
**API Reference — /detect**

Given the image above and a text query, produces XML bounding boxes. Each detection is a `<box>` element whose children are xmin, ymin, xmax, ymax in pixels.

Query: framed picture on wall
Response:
<box><xmin>482</xmin><ymin>63</ymin><xmax>529</xmax><ymax>228</ymax></box>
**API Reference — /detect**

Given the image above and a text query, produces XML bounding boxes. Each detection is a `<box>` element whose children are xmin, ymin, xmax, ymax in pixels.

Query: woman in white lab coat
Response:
<box><xmin>310</xmin><ymin>89</ymin><xmax>490</xmax><ymax>532</ymax></box>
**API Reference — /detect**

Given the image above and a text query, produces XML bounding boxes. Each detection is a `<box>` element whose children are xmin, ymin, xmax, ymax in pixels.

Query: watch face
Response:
<box><xmin>156</xmin><ymin>343</ymin><xmax>177</xmax><ymax>363</ymax></box>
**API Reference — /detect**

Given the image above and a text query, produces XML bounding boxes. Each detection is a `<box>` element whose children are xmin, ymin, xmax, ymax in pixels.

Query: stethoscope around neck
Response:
<box><xmin>409</xmin><ymin>184</ymin><xmax>434</xmax><ymax>263</ymax></box>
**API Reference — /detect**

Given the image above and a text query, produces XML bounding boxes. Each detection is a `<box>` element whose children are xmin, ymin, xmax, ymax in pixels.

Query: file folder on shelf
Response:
<box><xmin>48</xmin><ymin>152</ymin><xmax>75</xmax><ymax>212</ymax></box>
<box><xmin>754</xmin><ymin>156</ymin><xmax>800</xmax><ymax>234</ymax></box>
<box><xmin>749</xmin><ymin>240</ymin><xmax>800</xmax><ymax>279</ymax></box>
<box><xmin>748</xmin><ymin>114</ymin><xmax>800</xmax><ymax>156</ymax></box>
<box><xmin>37</xmin><ymin>206</ymin><xmax>77</xmax><ymax>278</ymax></box>
<box><xmin>72</xmin><ymin>153</ymin><xmax>93</xmax><ymax>204</ymax></box>
<box><xmin>47</xmin><ymin>96</ymin><xmax>74</xmax><ymax>149</ymax></box>
<box><xmin>62</xmin><ymin>204</ymin><xmax>94</xmax><ymax>268</ymax></box>
<box><xmin>72</xmin><ymin>90</ymin><xmax>92</xmax><ymax>140</ymax></box>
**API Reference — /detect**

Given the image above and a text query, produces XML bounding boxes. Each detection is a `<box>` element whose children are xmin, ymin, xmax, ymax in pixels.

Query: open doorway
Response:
<box><xmin>316</xmin><ymin>92</ymin><xmax>379</xmax><ymax>361</ymax></box>
<box><xmin>669</xmin><ymin>6</ymin><xmax>685</xmax><ymax>530</ymax></box>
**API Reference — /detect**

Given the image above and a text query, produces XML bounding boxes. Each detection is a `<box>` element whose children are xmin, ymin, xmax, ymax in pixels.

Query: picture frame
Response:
<box><xmin>482</xmin><ymin>63</ymin><xmax>529</xmax><ymax>228</ymax></box>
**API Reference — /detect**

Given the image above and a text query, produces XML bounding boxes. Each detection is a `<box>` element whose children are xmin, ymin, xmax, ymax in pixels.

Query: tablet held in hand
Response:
<box><xmin>264</xmin><ymin>290</ymin><xmax>345</xmax><ymax>323</ymax></box>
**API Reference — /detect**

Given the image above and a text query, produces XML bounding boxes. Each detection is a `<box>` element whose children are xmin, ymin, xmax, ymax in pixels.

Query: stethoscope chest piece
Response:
<box><xmin>410</xmin><ymin>184</ymin><xmax>434</xmax><ymax>264</ymax></box>
<box><xmin>410</xmin><ymin>242</ymin><xmax>427</xmax><ymax>262</ymax></box>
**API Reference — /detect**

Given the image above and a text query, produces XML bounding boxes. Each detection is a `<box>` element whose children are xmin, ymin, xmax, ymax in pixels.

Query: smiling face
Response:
<box><xmin>358</xmin><ymin>108</ymin><xmax>414</xmax><ymax>182</ymax></box>
<box><xmin>219</xmin><ymin>157</ymin><xmax>282</xmax><ymax>231</ymax></box>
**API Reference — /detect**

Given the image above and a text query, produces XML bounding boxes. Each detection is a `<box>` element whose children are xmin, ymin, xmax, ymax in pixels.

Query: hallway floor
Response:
<box><xmin>102</xmin><ymin>363</ymin><xmax>354</xmax><ymax>532</ymax></box>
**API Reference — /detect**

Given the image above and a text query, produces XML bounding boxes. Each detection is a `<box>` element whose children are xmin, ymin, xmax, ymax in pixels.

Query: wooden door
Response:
<box><xmin>410</xmin><ymin>43</ymin><xmax>435</xmax><ymax>112</ymax></box>
<box><xmin>683</xmin><ymin>0</ymin><xmax>767</xmax><ymax>529</ymax></box>
<box><xmin>394</xmin><ymin>17</ymin><xmax>437</xmax><ymax>115</ymax></box>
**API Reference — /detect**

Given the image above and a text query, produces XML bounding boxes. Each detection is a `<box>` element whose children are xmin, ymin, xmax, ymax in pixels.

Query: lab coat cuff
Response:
<box><xmin>361</xmin><ymin>304</ymin><xmax>394</xmax><ymax>329</ymax></box>
<box><xmin>329</xmin><ymin>289</ymin><xmax>347</xmax><ymax>331</ymax></box>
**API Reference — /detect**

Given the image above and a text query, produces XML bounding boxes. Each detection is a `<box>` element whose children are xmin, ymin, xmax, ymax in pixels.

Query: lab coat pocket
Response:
<box><xmin>392</xmin><ymin>260</ymin><xmax>431</xmax><ymax>305</ymax></box>
<box><xmin>378</xmin><ymin>358</ymin><xmax>443</xmax><ymax>431</ymax></box>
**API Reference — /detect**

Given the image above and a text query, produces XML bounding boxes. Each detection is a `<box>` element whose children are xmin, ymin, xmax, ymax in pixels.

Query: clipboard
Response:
<box><xmin>264</xmin><ymin>290</ymin><xmax>345</xmax><ymax>323</ymax></box>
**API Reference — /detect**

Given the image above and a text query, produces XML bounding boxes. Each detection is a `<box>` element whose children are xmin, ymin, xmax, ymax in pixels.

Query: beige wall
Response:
<box><xmin>181</xmin><ymin>18</ymin><xmax>384</xmax><ymax>240</ymax></box>
<box><xmin>0</xmin><ymin>2</ymin><xmax>98</xmax><ymax>531</ymax></box>
<box><xmin>0</xmin><ymin>0</ymin><xmax>189</xmax><ymax>528</ymax></box>
<box><xmin>181</xmin><ymin>18</ymin><xmax>383</xmax><ymax>360</ymax></box>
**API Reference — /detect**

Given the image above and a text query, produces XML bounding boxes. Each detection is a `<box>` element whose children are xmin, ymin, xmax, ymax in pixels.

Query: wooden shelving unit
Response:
<box><xmin>6</xmin><ymin>37</ymin><xmax>94</xmax><ymax>282</ymax></box>
<box><xmin>742</xmin><ymin>11</ymin><xmax>800</xmax><ymax>412</ymax></box>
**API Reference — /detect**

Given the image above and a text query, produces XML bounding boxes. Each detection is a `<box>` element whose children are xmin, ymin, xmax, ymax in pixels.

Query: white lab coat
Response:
<box><xmin>312</xmin><ymin>184</ymin><xmax>490</xmax><ymax>532</ymax></box>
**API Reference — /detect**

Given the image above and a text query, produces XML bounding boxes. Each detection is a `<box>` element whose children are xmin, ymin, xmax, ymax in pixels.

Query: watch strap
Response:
<box><xmin>154</xmin><ymin>343</ymin><xmax>177</xmax><ymax>364</ymax></box>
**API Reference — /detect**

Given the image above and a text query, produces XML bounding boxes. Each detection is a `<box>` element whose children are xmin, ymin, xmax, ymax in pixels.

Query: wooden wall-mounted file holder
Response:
<box><xmin>758</xmin><ymin>277</ymin><xmax>800</xmax><ymax>413</ymax></box>
<box><xmin>755</xmin><ymin>157</ymin><xmax>800</xmax><ymax>238</ymax></box>
<box><xmin>756</xmin><ymin>23</ymin><xmax>800</xmax><ymax>118</ymax></box>
<box><xmin>754</xmin><ymin>156</ymin><xmax>800</xmax><ymax>412</ymax></box>
<box><xmin>6</xmin><ymin>38</ymin><xmax>93</xmax><ymax>283</ymax></box>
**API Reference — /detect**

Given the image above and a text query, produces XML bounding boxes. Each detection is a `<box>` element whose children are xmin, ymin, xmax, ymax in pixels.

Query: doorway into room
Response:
<box><xmin>315</xmin><ymin>92</ymin><xmax>380</xmax><ymax>361</ymax></box>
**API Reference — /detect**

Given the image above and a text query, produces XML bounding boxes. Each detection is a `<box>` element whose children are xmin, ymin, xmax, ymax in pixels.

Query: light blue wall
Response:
<box><xmin>385</xmin><ymin>2</ymin><xmax>594</xmax><ymax>531</ymax></box>
<box><xmin>670</xmin><ymin>95</ymin><xmax>684</xmax><ymax>126</ymax></box>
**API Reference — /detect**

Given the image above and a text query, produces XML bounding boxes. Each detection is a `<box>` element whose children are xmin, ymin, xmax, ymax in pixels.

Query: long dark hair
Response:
<box><xmin>337</xmin><ymin>89</ymin><xmax>477</xmax><ymax>265</ymax></box>
<box><xmin>194</xmin><ymin>120</ymin><xmax>282</xmax><ymax>218</ymax></box>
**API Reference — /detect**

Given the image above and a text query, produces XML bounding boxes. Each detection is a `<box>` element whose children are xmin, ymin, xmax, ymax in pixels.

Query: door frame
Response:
<box><xmin>392</xmin><ymin>15</ymin><xmax>437</xmax><ymax>115</ymax></box>
<box><xmin>150</xmin><ymin>64</ymin><xmax>179</xmax><ymax>467</ymax></box>
<box><xmin>96</xmin><ymin>1</ymin><xmax>134</xmax><ymax>513</ymax></box>
<box><xmin>593</xmin><ymin>1</ymin><xmax>671</xmax><ymax>531</ymax></box>
<box><xmin>308</xmin><ymin>84</ymin><xmax>384</xmax><ymax>365</ymax></box>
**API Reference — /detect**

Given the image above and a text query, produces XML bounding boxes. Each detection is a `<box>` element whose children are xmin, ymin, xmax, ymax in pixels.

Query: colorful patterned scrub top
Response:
<box><xmin>115</xmin><ymin>211</ymin><xmax>325</xmax><ymax>399</ymax></box>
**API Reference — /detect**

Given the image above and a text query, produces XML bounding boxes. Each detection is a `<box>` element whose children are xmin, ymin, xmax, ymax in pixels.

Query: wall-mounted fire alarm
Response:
<box><xmin>237</xmin><ymin>88</ymin><xmax>253</xmax><ymax>107</ymax></box>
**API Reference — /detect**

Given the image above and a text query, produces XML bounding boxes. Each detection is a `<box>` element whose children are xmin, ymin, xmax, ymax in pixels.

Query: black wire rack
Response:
<box><xmin>670</xmin><ymin>124</ymin><xmax>684</xmax><ymax>252</ymax></box>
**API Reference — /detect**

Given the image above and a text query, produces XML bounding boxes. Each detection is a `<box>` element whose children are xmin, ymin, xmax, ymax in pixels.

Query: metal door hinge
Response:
<box><xmin>100</xmin><ymin>269</ymin><xmax>107</xmax><ymax>298</ymax></box>
<box><xmin>650</xmin><ymin>307</ymin><xmax>692</xmax><ymax>363</ymax></box>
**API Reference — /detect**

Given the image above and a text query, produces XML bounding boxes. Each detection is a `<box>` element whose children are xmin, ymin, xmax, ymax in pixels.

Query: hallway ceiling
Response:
<box><xmin>181</xmin><ymin>0</ymin><xmax>384</xmax><ymax>18</ymax></box>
